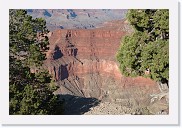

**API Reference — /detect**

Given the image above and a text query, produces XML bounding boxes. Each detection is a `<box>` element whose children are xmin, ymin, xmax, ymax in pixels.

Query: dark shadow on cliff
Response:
<box><xmin>53</xmin><ymin>45</ymin><xmax>63</xmax><ymax>59</ymax></box>
<box><xmin>61</xmin><ymin>64</ymin><xmax>69</xmax><ymax>80</ymax></box>
<box><xmin>74</xmin><ymin>48</ymin><xmax>78</xmax><ymax>56</ymax></box>
<box><xmin>58</xmin><ymin>94</ymin><xmax>100</xmax><ymax>115</ymax></box>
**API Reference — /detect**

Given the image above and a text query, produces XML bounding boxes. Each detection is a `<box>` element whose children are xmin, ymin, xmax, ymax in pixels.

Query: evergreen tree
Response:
<box><xmin>9</xmin><ymin>9</ymin><xmax>64</xmax><ymax>115</ymax></box>
<box><xmin>117</xmin><ymin>9</ymin><xmax>169</xmax><ymax>84</ymax></box>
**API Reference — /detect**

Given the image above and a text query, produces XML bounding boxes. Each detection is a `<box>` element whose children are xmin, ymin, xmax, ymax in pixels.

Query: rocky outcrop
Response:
<box><xmin>35</xmin><ymin>20</ymin><xmax>168</xmax><ymax>114</ymax></box>
<box><xmin>44</xmin><ymin>20</ymin><xmax>128</xmax><ymax>79</ymax></box>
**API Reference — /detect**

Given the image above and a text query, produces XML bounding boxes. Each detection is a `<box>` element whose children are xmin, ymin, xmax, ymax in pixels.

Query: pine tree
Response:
<box><xmin>9</xmin><ymin>9</ymin><xmax>64</xmax><ymax>115</ymax></box>
<box><xmin>117</xmin><ymin>9</ymin><xmax>169</xmax><ymax>84</ymax></box>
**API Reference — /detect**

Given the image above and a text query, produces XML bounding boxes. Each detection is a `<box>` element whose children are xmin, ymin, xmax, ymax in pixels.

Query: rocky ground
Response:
<box><xmin>84</xmin><ymin>102</ymin><xmax>132</xmax><ymax>115</ymax></box>
<box><xmin>57</xmin><ymin>77</ymin><xmax>169</xmax><ymax>115</ymax></box>
<box><xmin>84</xmin><ymin>100</ymin><xmax>168</xmax><ymax>115</ymax></box>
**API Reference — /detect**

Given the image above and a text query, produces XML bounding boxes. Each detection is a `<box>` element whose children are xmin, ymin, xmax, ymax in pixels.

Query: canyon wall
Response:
<box><xmin>44</xmin><ymin>29</ymin><xmax>125</xmax><ymax>80</ymax></box>
<box><xmin>32</xmin><ymin>20</ymin><xmax>167</xmax><ymax>114</ymax></box>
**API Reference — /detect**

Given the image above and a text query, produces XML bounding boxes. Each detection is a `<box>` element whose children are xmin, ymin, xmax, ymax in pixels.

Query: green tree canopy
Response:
<box><xmin>117</xmin><ymin>9</ymin><xmax>169</xmax><ymax>84</ymax></box>
<box><xmin>9</xmin><ymin>9</ymin><xmax>49</xmax><ymax>67</ymax></box>
<box><xmin>9</xmin><ymin>9</ymin><xmax>64</xmax><ymax>115</ymax></box>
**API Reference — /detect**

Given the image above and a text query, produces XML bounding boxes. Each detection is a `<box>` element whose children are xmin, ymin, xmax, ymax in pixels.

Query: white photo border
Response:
<box><xmin>0</xmin><ymin>0</ymin><xmax>179</xmax><ymax>125</ymax></box>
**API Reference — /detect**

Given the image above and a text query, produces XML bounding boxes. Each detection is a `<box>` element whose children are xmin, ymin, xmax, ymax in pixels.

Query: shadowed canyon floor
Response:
<box><xmin>32</xmin><ymin>20</ymin><xmax>169</xmax><ymax>115</ymax></box>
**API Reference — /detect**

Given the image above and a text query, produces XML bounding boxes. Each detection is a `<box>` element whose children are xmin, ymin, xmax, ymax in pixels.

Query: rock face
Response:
<box><xmin>34</xmin><ymin>20</ymin><xmax>168</xmax><ymax>114</ymax></box>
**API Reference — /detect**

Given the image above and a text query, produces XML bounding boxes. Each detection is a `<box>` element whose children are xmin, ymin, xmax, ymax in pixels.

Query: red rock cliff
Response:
<box><xmin>37</xmin><ymin>20</ymin><xmax>159</xmax><ymax>100</ymax></box>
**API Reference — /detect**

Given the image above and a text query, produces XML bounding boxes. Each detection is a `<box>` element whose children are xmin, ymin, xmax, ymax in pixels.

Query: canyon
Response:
<box><xmin>32</xmin><ymin>20</ymin><xmax>168</xmax><ymax>115</ymax></box>
<box><xmin>27</xmin><ymin>9</ymin><xmax>127</xmax><ymax>30</ymax></box>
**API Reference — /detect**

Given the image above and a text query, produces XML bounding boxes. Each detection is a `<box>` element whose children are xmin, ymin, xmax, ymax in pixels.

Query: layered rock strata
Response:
<box><xmin>32</xmin><ymin>20</ymin><xmax>168</xmax><ymax>114</ymax></box>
